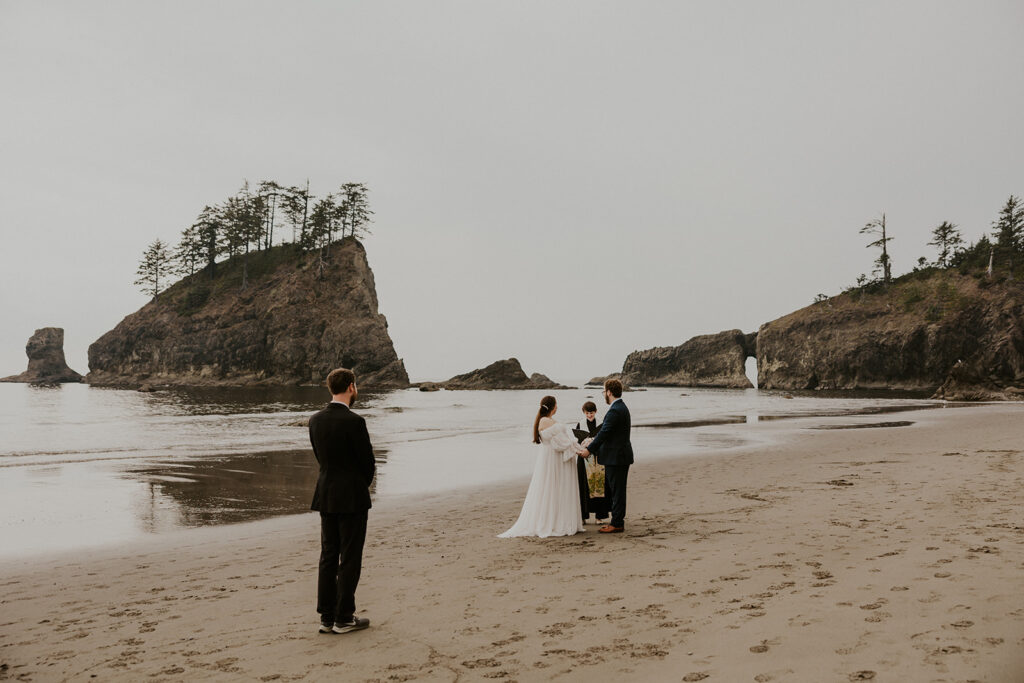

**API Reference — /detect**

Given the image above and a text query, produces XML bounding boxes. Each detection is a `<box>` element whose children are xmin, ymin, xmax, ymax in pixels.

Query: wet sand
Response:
<box><xmin>1</xmin><ymin>405</ymin><xmax>1022</xmax><ymax>681</ymax></box>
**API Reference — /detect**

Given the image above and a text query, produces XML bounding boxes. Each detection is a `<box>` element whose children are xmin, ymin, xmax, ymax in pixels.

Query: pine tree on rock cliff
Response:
<box><xmin>193</xmin><ymin>205</ymin><xmax>223</xmax><ymax>278</ymax></box>
<box><xmin>257</xmin><ymin>180</ymin><xmax>283</xmax><ymax>249</ymax></box>
<box><xmin>135</xmin><ymin>239</ymin><xmax>172</xmax><ymax>302</ymax></box>
<box><xmin>928</xmin><ymin>221</ymin><xmax>963</xmax><ymax>268</ymax></box>
<box><xmin>173</xmin><ymin>223</ymin><xmax>203</xmax><ymax>276</ymax></box>
<box><xmin>338</xmin><ymin>182</ymin><xmax>374</xmax><ymax>238</ymax></box>
<box><xmin>307</xmin><ymin>196</ymin><xmax>337</xmax><ymax>278</ymax></box>
<box><xmin>860</xmin><ymin>212</ymin><xmax>893</xmax><ymax>283</ymax></box>
<box><xmin>221</xmin><ymin>184</ymin><xmax>264</xmax><ymax>288</ymax></box>
<box><xmin>282</xmin><ymin>181</ymin><xmax>310</xmax><ymax>246</ymax></box>
<box><xmin>991</xmin><ymin>195</ymin><xmax>1024</xmax><ymax>278</ymax></box>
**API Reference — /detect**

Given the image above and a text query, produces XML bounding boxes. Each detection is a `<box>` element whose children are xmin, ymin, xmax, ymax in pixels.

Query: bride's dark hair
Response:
<box><xmin>533</xmin><ymin>395</ymin><xmax>557</xmax><ymax>444</ymax></box>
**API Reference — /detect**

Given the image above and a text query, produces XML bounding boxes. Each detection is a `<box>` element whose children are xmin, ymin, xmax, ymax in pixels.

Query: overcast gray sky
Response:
<box><xmin>2</xmin><ymin>1</ymin><xmax>1022</xmax><ymax>383</ymax></box>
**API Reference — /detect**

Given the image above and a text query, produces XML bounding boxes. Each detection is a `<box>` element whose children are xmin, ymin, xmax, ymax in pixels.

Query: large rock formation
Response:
<box><xmin>756</xmin><ymin>272</ymin><xmax>1024</xmax><ymax>398</ymax></box>
<box><xmin>1</xmin><ymin>327</ymin><xmax>83</xmax><ymax>383</ymax></box>
<box><xmin>87</xmin><ymin>239</ymin><xmax>409</xmax><ymax>389</ymax></box>
<box><xmin>441</xmin><ymin>358</ymin><xmax>571</xmax><ymax>390</ymax></box>
<box><xmin>620</xmin><ymin>330</ymin><xmax>754</xmax><ymax>388</ymax></box>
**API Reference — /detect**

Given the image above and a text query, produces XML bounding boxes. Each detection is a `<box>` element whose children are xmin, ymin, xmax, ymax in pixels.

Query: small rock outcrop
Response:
<box><xmin>1</xmin><ymin>327</ymin><xmax>83</xmax><ymax>384</ymax></box>
<box><xmin>757</xmin><ymin>272</ymin><xmax>1024</xmax><ymax>398</ymax></box>
<box><xmin>620</xmin><ymin>330</ymin><xmax>754</xmax><ymax>388</ymax></box>
<box><xmin>87</xmin><ymin>239</ymin><xmax>409</xmax><ymax>389</ymax></box>
<box><xmin>442</xmin><ymin>358</ymin><xmax>571</xmax><ymax>390</ymax></box>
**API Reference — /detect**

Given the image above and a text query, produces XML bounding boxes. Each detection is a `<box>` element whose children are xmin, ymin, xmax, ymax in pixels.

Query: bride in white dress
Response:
<box><xmin>499</xmin><ymin>395</ymin><xmax>586</xmax><ymax>538</ymax></box>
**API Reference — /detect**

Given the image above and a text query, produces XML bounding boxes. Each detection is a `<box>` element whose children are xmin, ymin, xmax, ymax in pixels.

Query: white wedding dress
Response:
<box><xmin>499</xmin><ymin>422</ymin><xmax>585</xmax><ymax>538</ymax></box>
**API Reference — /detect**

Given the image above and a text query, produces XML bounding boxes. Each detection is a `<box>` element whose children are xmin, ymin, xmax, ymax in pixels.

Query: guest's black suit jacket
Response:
<box><xmin>587</xmin><ymin>399</ymin><xmax>633</xmax><ymax>467</ymax></box>
<box><xmin>309</xmin><ymin>402</ymin><xmax>376</xmax><ymax>513</ymax></box>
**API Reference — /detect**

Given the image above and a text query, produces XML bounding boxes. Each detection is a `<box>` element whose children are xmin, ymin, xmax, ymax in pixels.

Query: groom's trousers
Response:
<box><xmin>604</xmin><ymin>464</ymin><xmax>630</xmax><ymax>528</ymax></box>
<box><xmin>318</xmin><ymin>511</ymin><xmax>368</xmax><ymax>622</ymax></box>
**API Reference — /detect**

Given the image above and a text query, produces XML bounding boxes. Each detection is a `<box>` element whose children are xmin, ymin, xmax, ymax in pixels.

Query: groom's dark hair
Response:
<box><xmin>327</xmin><ymin>368</ymin><xmax>356</xmax><ymax>395</ymax></box>
<box><xmin>604</xmin><ymin>378</ymin><xmax>623</xmax><ymax>398</ymax></box>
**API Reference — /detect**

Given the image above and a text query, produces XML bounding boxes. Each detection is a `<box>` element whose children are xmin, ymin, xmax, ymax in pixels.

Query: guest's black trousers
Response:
<box><xmin>318</xmin><ymin>511</ymin><xmax>367</xmax><ymax>623</ymax></box>
<box><xmin>604</xmin><ymin>464</ymin><xmax>630</xmax><ymax>528</ymax></box>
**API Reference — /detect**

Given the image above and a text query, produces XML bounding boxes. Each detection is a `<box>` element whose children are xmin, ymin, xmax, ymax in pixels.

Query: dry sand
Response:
<box><xmin>1</xmin><ymin>405</ymin><xmax>1023</xmax><ymax>682</ymax></box>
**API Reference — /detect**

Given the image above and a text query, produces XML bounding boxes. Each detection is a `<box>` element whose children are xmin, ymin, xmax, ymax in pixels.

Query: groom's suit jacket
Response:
<box><xmin>587</xmin><ymin>399</ymin><xmax>633</xmax><ymax>467</ymax></box>
<box><xmin>309</xmin><ymin>402</ymin><xmax>376</xmax><ymax>513</ymax></box>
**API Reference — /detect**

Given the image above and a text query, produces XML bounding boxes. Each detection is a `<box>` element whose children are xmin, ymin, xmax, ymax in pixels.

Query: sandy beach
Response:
<box><xmin>1</xmin><ymin>405</ymin><xmax>1022</xmax><ymax>682</ymax></box>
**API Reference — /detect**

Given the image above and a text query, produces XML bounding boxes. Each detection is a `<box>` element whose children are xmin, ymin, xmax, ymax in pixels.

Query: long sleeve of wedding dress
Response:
<box><xmin>548</xmin><ymin>423</ymin><xmax>582</xmax><ymax>461</ymax></box>
<box><xmin>497</xmin><ymin>422</ymin><xmax>585</xmax><ymax>538</ymax></box>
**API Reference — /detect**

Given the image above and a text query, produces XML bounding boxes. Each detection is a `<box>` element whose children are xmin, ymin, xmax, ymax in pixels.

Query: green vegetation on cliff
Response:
<box><xmin>89</xmin><ymin>238</ymin><xmax>409</xmax><ymax>389</ymax></box>
<box><xmin>135</xmin><ymin>179</ymin><xmax>374</xmax><ymax>299</ymax></box>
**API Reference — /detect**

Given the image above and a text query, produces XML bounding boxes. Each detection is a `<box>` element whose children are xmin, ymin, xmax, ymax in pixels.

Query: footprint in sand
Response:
<box><xmin>682</xmin><ymin>673</ymin><xmax>709</xmax><ymax>682</ymax></box>
<box><xmin>462</xmin><ymin>658</ymin><xmax>502</xmax><ymax>669</ymax></box>
<box><xmin>967</xmin><ymin>545</ymin><xmax>999</xmax><ymax>554</ymax></box>
<box><xmin>539</xmin><ymin>622</ymin><xmax>576</xmax><ymax>637</ymax></box>
<box><xmin>848</xmin><ymin>672</ymin><xmax>876</xmax><ymax>681</ymax></box>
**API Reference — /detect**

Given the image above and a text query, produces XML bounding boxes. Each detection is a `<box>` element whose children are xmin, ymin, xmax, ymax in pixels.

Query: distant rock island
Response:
<box><xmin>1</xmin><ymin>327</ymin><xmax>83</xmax><ymax>384</ymax></box>
<box><xmin>419</xmin><ymin>358</ymin><xmax>570</xmax><ymax>391</ymax></box>
<box><xmin>87</xmin><ymin>239</ymin><xmax>409</xmax><ymax>389</ymax></box>
<box><xmin>621</xmin><ymin>330</ymin><xmax>755</xmax><ymax>389</ymax></box>
<box><xmin>609</xmin><ymin>271</ymin><xmax>1024</xmax><ymax>400</ymax></box>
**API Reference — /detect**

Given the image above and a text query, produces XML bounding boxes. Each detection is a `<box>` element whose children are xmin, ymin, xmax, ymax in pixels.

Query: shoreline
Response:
<box><xmin>0</xmin><ymin>388</ymin><xmax>969</xmax><ymax>563</ymax></box>
<box><xmin>2</xmin><ymin>405</ymin><xmax>1023</xmax><ymax>681</ymax></box>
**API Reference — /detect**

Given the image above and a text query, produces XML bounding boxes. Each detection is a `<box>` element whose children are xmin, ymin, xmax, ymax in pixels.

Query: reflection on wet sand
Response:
<box><xmin>123</xmin><ymin>448</ymin><xmax>388</xmax><ymax>531</ymax></box>
<box><xmin>143</xmin><ymin>385</ymin><xmax>386</xmax><ymax>416</ymax></box>
<box><xmin>639</xmin><ymin>401</ymin><xmax>970</xmax><ymax>430</ymax></box>
<box><xmin>812</xmin><ymin>421</ymin><xmax>915</xmax><ymax>430</ymax></box>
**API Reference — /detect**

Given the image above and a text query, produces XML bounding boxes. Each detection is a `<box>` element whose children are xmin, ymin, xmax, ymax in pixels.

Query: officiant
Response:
<box><xmin>575</xmin><ymin>401</ymin><xmax>605</xmax><ymax>524</ymax></box>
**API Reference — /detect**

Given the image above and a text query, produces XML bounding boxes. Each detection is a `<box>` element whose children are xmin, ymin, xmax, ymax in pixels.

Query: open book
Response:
<box><xmin>572</xmin><ymin>428</ymin><xmax>592</xmax><ymax>444</ymax></box>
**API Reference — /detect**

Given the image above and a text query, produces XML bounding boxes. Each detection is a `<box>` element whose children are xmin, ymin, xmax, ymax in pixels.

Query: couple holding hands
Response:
<box><xmin>499</xmin><ymin>378</ymin><xmax>634</xmax><ymax>538</ymax></box>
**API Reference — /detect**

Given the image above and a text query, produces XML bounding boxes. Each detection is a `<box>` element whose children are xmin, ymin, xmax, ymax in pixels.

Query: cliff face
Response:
<box><xmin>87</xmin><ymin>239</ymin><xmax>409</xmax><ymax>389</ymax></box>
<box><xmin>620</xmin><ymin>330</ymin><xmax>754</xmax><ymax>389</ymax></box>
<box><xmin>757</xmin><ymin>272</ymin><xmax>1024</xmax><ymax>399</ymax></box>
<box><xmin>1</xmin><ymin>327</ymin><xmax>83</xmax><ymax>383</ymax></box>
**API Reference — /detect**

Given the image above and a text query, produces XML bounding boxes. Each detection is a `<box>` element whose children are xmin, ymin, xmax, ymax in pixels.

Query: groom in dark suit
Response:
<box><xmin>579</xmin><ymin>378</ymin><xmax>633</xmax><ymax>533</ymax></box>
<box><xmin>309</xmin><ymin>368</ymin><xmax>375</xmax><ymax>634</ymax></box>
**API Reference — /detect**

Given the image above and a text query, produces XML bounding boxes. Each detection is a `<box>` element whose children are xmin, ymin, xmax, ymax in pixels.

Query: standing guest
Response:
<box><xmin>574</xmin><ymin>401</ymin><xmax>601</xmax><ymax>524</ymax></box>
<box><xmin>309</xmin><ymin>368</ymin><xmax>375</xmax><ymax>634</ymax></box>
<box><xmin>580</xmin><ymin>378</ymin><xmax>633</xmax><ymax>533</ymax></box>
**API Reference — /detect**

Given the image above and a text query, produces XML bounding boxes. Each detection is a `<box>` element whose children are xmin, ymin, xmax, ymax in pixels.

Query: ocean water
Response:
<box><xmin>0</xmin><ymin>382</ymin><xmax>948</xmax><ymax>559</ymax></box>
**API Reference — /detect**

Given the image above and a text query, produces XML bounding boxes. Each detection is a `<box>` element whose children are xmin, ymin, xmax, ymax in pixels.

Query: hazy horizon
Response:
<box><xmin>2</xmin><ymin>1</ymin><xmax>1023</xmax><ymax>383</ymax></box>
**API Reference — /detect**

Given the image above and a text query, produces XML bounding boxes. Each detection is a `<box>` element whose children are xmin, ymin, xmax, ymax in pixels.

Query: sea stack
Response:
<box><xmin>619</xmin><ymin>330</ymin><xmax>755</xmax><ymax>389</ymax></box>
<box><xmin>1</xmin><ymin>327</ymin><xmax>84</xmax><ymax>384</ymax></box>
<box><xmin>442</xmin><ymin>358</ymin><xmax>570</xmax><ymax>390</ymax></box>
<box><xmin>86</xmin><ymin>239</ymin><xmax>409</xmax><ymax>389</ymax></box>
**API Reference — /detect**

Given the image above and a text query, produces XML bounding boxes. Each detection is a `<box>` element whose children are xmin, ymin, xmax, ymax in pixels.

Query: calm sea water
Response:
<box><xmin>0</xmin><ymin>382</ymin><xmax>947</xmax><ymax>559</ymax></box>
